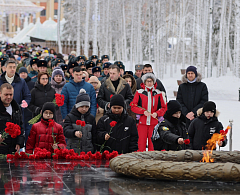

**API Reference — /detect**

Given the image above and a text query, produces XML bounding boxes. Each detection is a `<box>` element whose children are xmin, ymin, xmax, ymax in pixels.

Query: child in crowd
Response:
<box><xmin>26</xmin><ymin>102</ymin><xmax>66</xmax><ymax>154</ymax></box>
<box><xmin>88</xmin><ymin>76</ymin><xmax>104</xmax><ymax>123</ymax></box>
<box><xmin>152</xmin><ymin>100</ymin><xmax>190</xmax><ymax>151</ymax></box>
<box><xmin>63</xmin><ymin>89</ymin><xmax>97</xmax><ymax>153</ymax></box>
<box><xmin>131</xmin><ymin>73</ymin><xmax>167</xmax><ymax>151</ymax></box>
<box><xmin>188</xmin><ymin>101</ymin><xmax>227</xmax><ymax>150</ymax></box>
<box><xmin>97</xmin><ymin>94</ymin><xmax>138</xmax><ymax>154</ymax></box>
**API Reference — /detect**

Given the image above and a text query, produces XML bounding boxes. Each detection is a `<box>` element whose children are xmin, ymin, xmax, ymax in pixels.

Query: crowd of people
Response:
<box><xmin>0</xmin><ymin>42</ymin><xmax>227</xmax><ymax>155</ymax></box>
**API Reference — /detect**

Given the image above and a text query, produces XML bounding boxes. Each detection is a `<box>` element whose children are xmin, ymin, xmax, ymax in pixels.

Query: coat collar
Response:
<box><xmin>182</xmin><ymin>72</ymin><xmax>202</xmax><ymax>83</ymax></box>
<box><xmin>51</xmin><ymin>77</ymin><xmax>66</xmax><ymax>89</ymax></box>
<box><xmin>0</xmin><ymin>98</ymin><xmax>19</xmax><ymax>113</ymax></box>
<box><xmin>105</xmin><ymin>77</ymin><xmax>127</xmax><ymax>94</ymax></box>
<box><xmin>1</xmin><ymin>72</ymin><xmax>21</xmax><ymax>84</ymax></box>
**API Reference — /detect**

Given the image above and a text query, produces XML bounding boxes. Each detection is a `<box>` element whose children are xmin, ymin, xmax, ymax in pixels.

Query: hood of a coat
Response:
<box><xmin>51</xmin><ymin>77</ymin><xmax>66</xmax><ymax>89</ymax></box>
<box><xmin>34</xmin><ymin>82</ymin><xmax>52</xmax><ymax>92</ymax></box>
<box><xmin>181</xmin><ymin>72</ymin><xmax>202</xmax><ymax>83</ymax></box>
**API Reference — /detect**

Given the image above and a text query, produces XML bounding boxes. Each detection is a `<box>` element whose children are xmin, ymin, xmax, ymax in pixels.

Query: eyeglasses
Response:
<box><xmin>146</xmin><ymin>80</ymin><xmax>153</xmax><ymax>83</ymax></box>
<box><xmin>43</xmin><ymin>112</ymin><xmax>53</xmax><ymax>116</ymax></box>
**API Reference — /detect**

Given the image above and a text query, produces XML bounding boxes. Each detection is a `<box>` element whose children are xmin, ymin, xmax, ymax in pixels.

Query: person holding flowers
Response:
<box><xmin>63</xmin><ymin>89</ymin><xmax>97</xmax><ymax>153</ymax></box>
<box><xmin>26</xmin><ymin>102</ymin><xmax>66</xmax><ymax>154</ymax></box>
<box><xmin>51</xmin><ymin>67</ymin><xmax>66</xmax><ymax>126</ymax></box>
<box><xmin>152</xmin><ymin>100</ymin><xmax>190</xmax><ymax>151</ymax></box>
<box><xmin>97</xmin><ymin>94</ymin><xmax>138</xmax><ymax>154</ymax></box>
<box><xmin>28</xmin><ymin>72</ymin><xmax>56</xmax><ymax>119</ymax></box>
<box><xmin>188</xmin><ymin>101</ymin><xmax>227</xmax><ymax>150</ymax></box>
<box><xmin>131</xmin><ymin>73</ymin><xmax>167</xmax><ymax>151</ymax></box>
<box><xmin>0</xmin><ymin>83</ymin><xmax>24</xmax><ymax>154</ymax></box>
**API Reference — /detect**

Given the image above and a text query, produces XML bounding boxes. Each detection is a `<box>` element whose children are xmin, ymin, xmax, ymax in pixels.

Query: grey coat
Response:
<box><xmin>63</xmin><ymin>106</ymin><xmax>97</xmax><ymax>153</ymax></box>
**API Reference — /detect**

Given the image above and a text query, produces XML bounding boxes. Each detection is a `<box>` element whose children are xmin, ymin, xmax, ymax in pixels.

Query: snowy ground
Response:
<box><xmin>124</xmin><ymin>62</ymin><xmax>240</xmax><ymax>151</ymax></box>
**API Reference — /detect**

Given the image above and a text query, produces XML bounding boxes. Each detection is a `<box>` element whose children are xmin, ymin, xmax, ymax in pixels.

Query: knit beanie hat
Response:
<box><xmin>110</xmin><ymin>94</ymin><xmax>125</xmax><ymax>108</ymax></box>
<box><xmin>75</xmin><ymin>89</ymin><xmax>90</xmax><ymax>108</ymax></box>
<box><xmin>186</xmin><ymin>66</ymin><xmax>197</xmax><ymax>77</ymax></box>
<box><xmin>202</xmin><ymin>101</ymin><xmax>216</xmax><ymax>114</ymax></box>
<box><xmin>18</xmin><ymin>67</ymin><xmax>28</xmax><ymax>74</ymax></box>
<box><xmin>52</xmin><ymin>67</ymin><xmax>64</xmax><ymax>78</ymax></box>
<box><xmin>141</xmin><ymin>73</ymin><xmax>156</xmax><ymax>84</ymax></box>
<box><xmin>166</xmin><ymin>100</ymin><xmax>182</xmax><ymax>116</ymax></box>
<box><xmin>42</xmin><ymin>102</ymin><xmax>56</xmax><ymax>118</ymax></box>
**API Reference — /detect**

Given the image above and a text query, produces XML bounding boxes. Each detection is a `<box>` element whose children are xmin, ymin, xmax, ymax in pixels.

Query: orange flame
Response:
<box><xmin>200</xmin><ymin>133</ymin><xmax>225</xmax><ymax>163</ymax></box>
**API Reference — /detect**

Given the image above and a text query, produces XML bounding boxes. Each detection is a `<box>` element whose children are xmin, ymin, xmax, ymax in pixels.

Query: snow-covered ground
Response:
<box><xmin>124</xmin><ymin>62</ymin><xmax>240</xmax><ymax>151</ymax></box>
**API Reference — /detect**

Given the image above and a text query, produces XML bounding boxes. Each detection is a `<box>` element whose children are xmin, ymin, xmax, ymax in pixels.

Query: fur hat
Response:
<box><xmin>101</xmin><ymin>55</ymin><xmax>109</xmax><ymax>61</ymax></box>
<box><xmin>30</xmin><ymin>58</ymin><xmax>39</xmax><ymax>67</ymax></box>
<box><xmin>37</xmin><ymin>60</ymin><xmax>47</xmax><ymax>67</ymax></box>
<box><xmin>92</xmin><ymin>66</ymin><xmax>101</xmax><ymax>74</ymax></box>
<box><xmin>141</xmin><ymin>73</ymin><xmax>156</xmax><ymax>84</ymax></box>
<box><xmin>102</xmin><ymin>62</ymin><xmax>111</xmax><ymax>69</ymax></box>
<box><xmin>75</xmin><ymin>89</ymin><xmax>90</xmax><ymax>108</ymax></box>
<box><xmin>52</xmin><ymin>67</ymin><xmax>64</xmax><ymax>78</ymax></box>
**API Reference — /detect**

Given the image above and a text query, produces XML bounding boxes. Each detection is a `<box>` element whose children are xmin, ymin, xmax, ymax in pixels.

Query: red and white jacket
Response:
<box><xmin>131</xmin><ymin>83</ymin><xmax>167</xmax><ymax>126</ymax></box>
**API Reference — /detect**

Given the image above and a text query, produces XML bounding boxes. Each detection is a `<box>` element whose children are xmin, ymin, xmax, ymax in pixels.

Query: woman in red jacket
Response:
<box><xmin>131</xmin><ymin>73</ymin><xmax>167</xmax><ymax>151</ymax></box>
<box><xmin>26</xmin><ymin>102</ymin><xmax>66</xmax><ymax>154</ymax></box>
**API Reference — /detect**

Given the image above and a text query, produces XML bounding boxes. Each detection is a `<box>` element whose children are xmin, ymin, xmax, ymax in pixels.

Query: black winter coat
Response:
<box><xmin>188</xmin><ymin>108</ymin><xmax>226</xmax><ymax>150</ymax></box>
<box><xmin>136</xmin><ymin>77</ymin><xmax>166</xmax><ymax>93</ymax></box>
<box><xmin>28</xmin><ymin>82</ymin><xmax>56</xmax><ymax>117</ymax></box>
<box><xmin>97</xmin><ymin>110</ymin><xmax>138</xmax><ymax>154</ymax></box>
<box><xmin>97</xmin><ymin>77</ymin><xmax>133</xmax><ymax>112</ymax></box>
<box><xmin>23</xmin><ymin>76</ymin><xmax>35</xmax><ymax>124</ymax></box>
<box><xmin>0</xmin><ymin>99</ymin><xmax>25</xmax><ymax>154</ymax></box>
<box><xmin>63</xmin><ymin>107</ymin><xmax>97</xmax><ymax>153</ymax></box>
<box><xmin>154</xmin><ymin>113</ymin><xmax>190</xmax><ymax>151</ymax></box>
<box><xmin>176</xmin><ymin>73</ymin><xmax>208</xmax><ymax>127</ymax></box>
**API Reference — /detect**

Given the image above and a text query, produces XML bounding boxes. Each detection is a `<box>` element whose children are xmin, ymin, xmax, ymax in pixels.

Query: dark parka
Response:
<box><xmin>176</xmin><ymin>73</ymin><xmax>208</xmax><ymax>127</ymax></box>
<box><xmin>97</xmin><ymin>77</ymin><xmax>133</xmax><ymax>112</ymax></box>
<box><xmin>63</xmin><ymin>106</ymin><xmax>97</xmax><ymax>153</ymax></box>
<box><xmin>188</xmin><ymin>108</ymin><xmax>226</xmax><ymax>150</ymax></box>
<box><xmin>28</xmin><ymin>82</ymin><xmax>56</xmax><ymax>117</ymax></box>
<box><xmin>0</xmin><ymin>99</ymin><xmax>25</xmax><ymax>154</ymax></box>
<box><xmin>96</xmin><ymin>109</ymin><xmax>138</xmax><ymax>154</ymax></box>
<box><xmin>155</xmin><ymin>113</ymin><xmax>190</xmax><ymax>151</ymax></box>
<box><xmin>22</xmin><ymin>76</ymin><xmax>35</xmax><ymax>124</ymax></box>
<box><xmin>136</xmin><ymin>76</ymin><xmax>166</xmax><ymax>93</ymax></box>
<box><xmin>0</xmin><ymin>72</ymin><xmax>31</xmax><ymax>105</ymax></box>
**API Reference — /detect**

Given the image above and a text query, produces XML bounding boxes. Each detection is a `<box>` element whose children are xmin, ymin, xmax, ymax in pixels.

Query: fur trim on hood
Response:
<box><xmin>182</xmin><ymin>72</ymin><xmax>202</xmax><ymax>83</ymax></box>
<box><xmin>197</xmin><ymin>107</ymin><xmax>220</xmax><ymax>117</ymax></box>
<box><xmin>141</xmin><ymin>73</ymin><xmax>156</xmax><ymax>84</ymax></box>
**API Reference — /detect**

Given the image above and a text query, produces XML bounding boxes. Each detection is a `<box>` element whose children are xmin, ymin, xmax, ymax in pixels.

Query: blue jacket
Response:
<box><xmin>28</xmin><ymin>70</ymin><xmax>38</xmax><ymax>83</ymax></box>
<box><xmin>0</xmin><ymin>72</ymin><xmax>31</xmax><ymax>105</ymax></box>
<box><xmin>61</xmin><ymin>78</ymin><xmax>97</xmax><ymax>119</ymax></box>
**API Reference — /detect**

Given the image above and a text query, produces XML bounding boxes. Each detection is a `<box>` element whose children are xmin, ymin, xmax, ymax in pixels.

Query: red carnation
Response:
<box><xmin>220</xmin><ymin>130</ymin><xmax>225</xmax><ymax>135</ymax></box>
<box><xmin>55</xmin><ymin>94</ymin><xmax>65</xmax><ymax>107</ymax></box>
<box><xmin>48</xmin><ymin>119</ymin><xmax>54</xmax><ymax>127</ymax></box>
<box><xmin>184</xmin><ymin>139</ymin><xmax>190</xmax><ymax>145</ymax></box>
<box><xmin>76</xmin><ymin>120</ymin><xmax>82</xmax><ymax>125</ymax></box>
<box><xmin>81</xmin><ymin>121</ymin><xmax>86</xmax><ymax>127</ymax></box>
<box><xmin>161</xmin><ymin>149</ymin><xmax>166</xmax><ymax>151</ymax></box>
<box><xmin>110</xmin><ymin>94</ymin><xmax>113</xmax><ymax>99</ymax></box>
<box><xmin>110</xmin><ymin>121</ymin><xmax>117</xmax><ymax>127</ymax></box>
